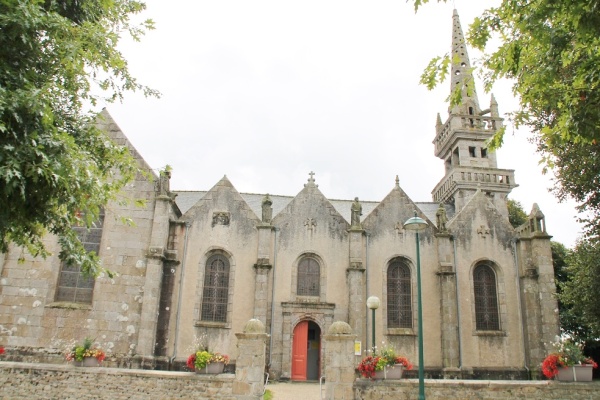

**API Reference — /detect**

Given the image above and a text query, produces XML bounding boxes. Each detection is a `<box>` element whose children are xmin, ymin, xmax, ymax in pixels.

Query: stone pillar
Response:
<box><xmin>253</xmin><ymin>225</ymin><xmax>273</xmax><ymax>325</ymax></box>
<box><xmin>253</xmin><ymin>264</ymin><xmax>272</xmax><ymax>325</ymax></box>
<box><xmin>137</xmin><ymin>192</ymin><xmax>172</xmax><ymax>360</ymax></box>
<box><xmin>517</xmin><ymin>234</ymin><xmax>559</xmax><ymax>370</ymax></box>
<box><xmin>436</xmin><ymin>233</ymin><xmax>460</xmax><ymax>375</ymax></box>
<box><xmin>234</xmin><ymin>319</ymin><xmax>269</xmax><ymax>399</ymax></box>
<box><xmin>347</xmin><ymin>229</ymin><xmax>365</xmax><ymax>345</ymax></box>
<box><xmin>324</xmin><ymin>321</ymin><xmax>356</xmax><ymax>400</ymax></box>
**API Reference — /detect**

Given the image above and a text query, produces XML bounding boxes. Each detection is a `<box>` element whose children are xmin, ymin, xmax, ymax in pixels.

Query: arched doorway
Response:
<box><xmin>291</xmin><ymin>320</ymin><xmax>321</xmax><ymax>381</ymax></box>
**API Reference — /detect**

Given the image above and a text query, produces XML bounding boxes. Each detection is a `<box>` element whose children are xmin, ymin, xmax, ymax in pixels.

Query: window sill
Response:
<box><xmin>473</xmin><ymin>330</ymin><xmax>506</xmax><ymax>337</ymax></box>
<box><xmin>294</xmin><ymin>296</ymin><xmax>321</xmax><ymax>303</ymax></box>
<box><xmin>386</xmin><ymin>328</ymin><xmax>416</xmax><ymax>336</ymax></box>
<box><xmin>194</xmin><ymin>321</ymin><xmax>229</xmax><ymax>329</ymax></box>
<box><xmin>46</xmin><ymin>302</ymin><xmax>92</xmax><ymax>310</ymax></box>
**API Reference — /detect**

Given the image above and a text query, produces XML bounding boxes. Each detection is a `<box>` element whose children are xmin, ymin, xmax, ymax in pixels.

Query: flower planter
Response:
<box><xmin>82</xmin><ymin>357</ymin><xmax>100</xmax><ymax>367</ymax></box>
<box><xmin>195</xmin><ymin>361</ymin><xmax>225</xmax><ymax>374</ymax></box>
<box><xmin>372</xmin><ymin>365</ymin><xmax>403</xmax><ymax>380</ymax></box>
<box><xmin>73</xmin><ymin>357</ymin><xmax>101</xmax><ymax>367</ymax></box>
<box><xmin>384</xmin><ymin>364</ymin><xmax>403</xmax><ymax>379</ymax></box>
<box><xmin>557</xmin><ymin>365</ymin><xmax>593</xmax><ymax>382</ymax></box>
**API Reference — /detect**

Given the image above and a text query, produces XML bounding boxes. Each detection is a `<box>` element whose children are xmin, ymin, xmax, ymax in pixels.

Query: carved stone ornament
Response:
<box><xmin>212</xmin><ymin>212</ymin><xmax>230</xmax><ymax>227</ymax></box>
<box><xmin>477</xmin><ymin>225</ymin><xmax>490</xmax><ymax>238</ymax></box>
<box><xmin>304</xmin><ymin>218</ymin><xmax>316</xmax><ymax>232</ymax></box>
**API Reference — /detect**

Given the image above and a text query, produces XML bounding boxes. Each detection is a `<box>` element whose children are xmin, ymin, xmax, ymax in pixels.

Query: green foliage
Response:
<box><xmin>551</xmin><ymin>241</ymin><xmax>569</xmax><ymax>285</ymax></box>
<box><xmin>538</xmin><ymin>139</ymin><xmax>600</xmax><ymax>240</ymax></box>
<box><xmin>0</xmin><ymin>0</ymin><xmax>157</xmax><ymax>276</ymax></box>
<box><xmin>194</xmin><ymin>351</ymin><xmax>212</xmax><ymax>369</ymax></box>
<box><xmin>262</xmin><ymin>390</ymin><xmax>273</xmax><ymax>400</ymax></box>
<box><xmin>559</xmin><ymin>239</ymin><xmax>600</xmax><ymax>340</ymax></box>
<box><xmin>507</xmin><ymin>199</ymin><xmax>528</xmax><ymax>228</ymax></box>
<box><xmin>413</xmin><ymin>0</ymin><xmax>600</xmax><ymax>239</ymax></box>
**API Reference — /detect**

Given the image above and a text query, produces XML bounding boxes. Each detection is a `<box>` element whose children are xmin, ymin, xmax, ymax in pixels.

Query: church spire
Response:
<box><xmin>450</xmin><ymin>9</ymin><xmax>480</xmax><ymax>114</ymax></box>
<box><xmin>431</xmin><ymin>10</ymin><xmax>516</xmax><ymax>216</ymax></box>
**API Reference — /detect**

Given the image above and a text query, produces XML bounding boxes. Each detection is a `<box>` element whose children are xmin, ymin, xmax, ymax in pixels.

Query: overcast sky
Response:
<box><xmin>106</xmin><ymin>0</ymin><xmax>583</xmax><ymax>247</ymax></box>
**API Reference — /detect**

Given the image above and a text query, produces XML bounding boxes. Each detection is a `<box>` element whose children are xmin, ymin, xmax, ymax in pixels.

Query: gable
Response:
<box><xmin>447</xmin><ymin>190</ymin><xmax>515</xmax><ymax>247</ymax></box>
<box><xmin>181</xmin><ymin>176</ymin><xmax>260</xmax><ymax>232</ymax></box>
<box><xmin>272</xmin><ymin>183</ymin><xmax>349</xmax><ymax>242</ymax></box>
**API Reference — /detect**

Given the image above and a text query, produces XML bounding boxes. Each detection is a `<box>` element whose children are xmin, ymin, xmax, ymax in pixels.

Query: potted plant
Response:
<box><xmin>358</xmin><ymin>346</ymin><xmax>413</xmax><ymax>379</ymax></box>
<box><xmin>541</xmin><ymin>337</ymin><xmax>597</xmax><ymax>381</ymax></box>
<box><xmin>187</xmin><ymin>350</ymin><xmax>230</xmax><ymax>374</ymax></box>
<box><xmin>66</xmin><ymin>338</ymin><xmax>106</xmax><ymax>367</ymax></box>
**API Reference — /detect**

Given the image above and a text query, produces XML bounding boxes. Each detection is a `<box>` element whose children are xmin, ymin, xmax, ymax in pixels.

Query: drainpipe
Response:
<box><xmin>365</xmin><ymin>233</ymin><xmax>370</xmax><ymax>354</ymax></box>
<box><xmin>451</xmin><ymin>237</ymin><xmax>463</xmax><ymax>368</ymax></box>
<box><xmin>512</xmin><ymin>239</ymin><xmax>529</xmax><ymax>377</ymax></box>
<box><xmin>268</xmin><ymin>227</ymin><xmax>279</xmax><ymax>368</ymax></box>
<box><xmin>170</xmin><ymin>222</ymin><xmax>191</xmax><ymax>368</ymax></box>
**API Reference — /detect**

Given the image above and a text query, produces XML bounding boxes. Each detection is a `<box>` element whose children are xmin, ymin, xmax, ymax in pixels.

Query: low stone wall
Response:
<box><xmin>354</xmin><ymin>378</ymin><xmax>599</xmax><ymax>400</ymax></box>
<box><xmin>0</xmin><ymin>362</ymin><xmax>236</xmax><ymax>400</ymax></box>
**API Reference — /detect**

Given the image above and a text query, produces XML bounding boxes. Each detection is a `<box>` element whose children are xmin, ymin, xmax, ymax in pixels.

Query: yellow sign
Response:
<box><xmin>354</xmin><ymin>341</ymin><xmax>362</xmax><ymax>356</ymax></box>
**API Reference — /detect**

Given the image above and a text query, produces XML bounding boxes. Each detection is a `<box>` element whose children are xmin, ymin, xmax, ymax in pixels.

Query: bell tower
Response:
<box><xmin>432</xmin><ymin>10</ymin><xmax>517</xmax><ymax>216</ymax></box>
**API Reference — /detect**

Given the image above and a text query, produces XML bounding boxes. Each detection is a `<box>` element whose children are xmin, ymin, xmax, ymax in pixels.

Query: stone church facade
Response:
<box><xmin>0</xmin><ymin>11</ymin><xmax>558</xmax><ymax>380</ymax></box>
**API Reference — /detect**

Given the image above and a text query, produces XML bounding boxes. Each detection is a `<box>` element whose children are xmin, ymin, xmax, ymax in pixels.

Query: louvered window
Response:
<box><xmin>297</xmin><ymin>257</ymin><xmax>320</xmax><ymax>296</ymax></box>
<box><xmin>201</xmin><ymin>255</ymin><xmax>230</xmax><ymax>322</ymax></box>
<box><xmin>56</xmin><ymin>210</ymin><xmax>104</xmax><ymax>303</ymax></box>
<box><xmin>387</xmin><ymin>259</ymin><xmax>412</xmax><ymax>328</ymax></box>
<box><xmin>474</xmin><ymin>264</ymin><xmax>500</xmax><ymax>330</ymax></box>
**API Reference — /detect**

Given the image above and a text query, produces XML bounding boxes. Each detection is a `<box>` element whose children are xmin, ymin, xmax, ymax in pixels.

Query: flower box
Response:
<box><xmin>557</xmin><ymin>365</ymin><xmax>593</xmax><ymax>382</ymax></box>
<box><xmin>195</xmin><ymin>361</ymin><xmax>225</xmax><ymax>374</ymax></box>
<box><xmin>372</xmin><ymin>365</ymin><xmax>403</xmax><ymax>380</ymax></box>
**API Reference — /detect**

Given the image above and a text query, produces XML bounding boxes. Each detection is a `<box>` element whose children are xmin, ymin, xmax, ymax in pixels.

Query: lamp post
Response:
<box><xmin>366</xmin><ymin>296</ymin><xmax>380</xmax><ymax>352</ymax></box>
<box><xmin>404</xmin><ymin>211</ymin><xmax>428</xmax><ymax>400</ymax></box>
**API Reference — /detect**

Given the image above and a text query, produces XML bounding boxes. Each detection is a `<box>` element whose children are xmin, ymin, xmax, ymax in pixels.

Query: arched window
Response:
<box><xmin>473</xmin><ymin>263</ymin><xmax>500</xmax><ymax>330</ymax></box>
<box><xmin>387</xmin><ymin>259</ymin><xmax>412</xmax><ymax>328</ymax></box>
<box><xmin>297</xmin><ymin>257</ymin><xmax>320</xmax><ymax>296</ymax></box>
<box><xmin>201</xmin><ymin>254</ymin><xmax>230</xmax><ymax>322</ymax></box>
<box><xmin>56</xmin><ymin>210</ymin><xmax>104</xmax><ymax>303</ymax></box>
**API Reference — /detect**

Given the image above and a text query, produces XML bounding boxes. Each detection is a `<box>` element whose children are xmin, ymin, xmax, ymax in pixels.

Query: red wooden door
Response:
<box><xmin>291</xmin><ymin>321</ymin><xmax>308</xmax><ymax>380</ymax></box>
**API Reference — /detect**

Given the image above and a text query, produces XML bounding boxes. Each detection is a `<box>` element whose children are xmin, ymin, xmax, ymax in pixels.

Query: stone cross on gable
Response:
<box><xmin>304</xmin><ymin>171</ymin><xmax>318</xmax><ymax>188</ymax></box>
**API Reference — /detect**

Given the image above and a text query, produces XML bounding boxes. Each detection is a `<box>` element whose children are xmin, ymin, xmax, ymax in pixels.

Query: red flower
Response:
<box><xmin>0</xmin><ymin>346</ymin><xmax>5</xmax><ymax>355</ymax></box>
<box><xmin>541</xmin><ymin>354</ymin><xmax>564</xmax><ymax>379</ymax></box>
<box><xmin>358</xmin><ymin>356</ymin><xmax>380</xmax><ymax>379</ymax></box>
<box><xmin>186</xmin><ymin>353</ymin><xmax>196</xmax><ymax>370</ymax></box>
<box><xmin>394</xmin><ymin>356</ymin><xmax>413</xmax><ymax>371</ymax></box>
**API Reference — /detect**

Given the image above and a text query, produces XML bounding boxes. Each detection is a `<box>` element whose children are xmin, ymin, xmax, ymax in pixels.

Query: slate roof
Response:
<box><xmin>173</xmin><ymin>190</ymin><xmax>455</xmax><ymax>226</ymax></box>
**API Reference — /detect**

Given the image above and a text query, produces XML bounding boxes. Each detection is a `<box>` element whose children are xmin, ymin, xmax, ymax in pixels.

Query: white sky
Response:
<box><xmin>106</xmin><ymin>0</ymin><xmax>583</xmax><ymax>247</ymax></box>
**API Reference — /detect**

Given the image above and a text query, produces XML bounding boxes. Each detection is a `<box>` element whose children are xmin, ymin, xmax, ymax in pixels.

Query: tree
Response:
<box><xmin>538</xmin><ymin>139</ymin><xmax>600</xmax><ymax>239</ymax></box>
<box><xmin>507</xmin><ymin>198</ymin><xmax>528</xmax><ymax>228</ymax></box>
<box><xmin>559</xmin><ymin>239</ymin><xmax>600</xmax><ymax>341</ymax></box>
<box><xmin>415</xmin><ymin>0</ymin><xmax>600</xmax><ymax>238</ymax></box>
<box><xmin>0</xmin><ymin>0</ymin><xmax>157</xmax><ymax>276</ymax></box>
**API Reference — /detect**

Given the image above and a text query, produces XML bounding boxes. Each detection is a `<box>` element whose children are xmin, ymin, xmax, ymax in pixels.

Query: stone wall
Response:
<box><xmin>354</xmin><ymin>379</ymin><xmax>598</xmax><ymax>400</ymax></box>
<box><xmin>0</xmin><ymin>362</ymin><xmax>235</xmax><ymax>400</ymax></box>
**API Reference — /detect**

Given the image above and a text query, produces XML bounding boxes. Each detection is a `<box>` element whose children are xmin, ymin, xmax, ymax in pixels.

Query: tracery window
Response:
<box><xmin>297</xmin><ymin>257</ymin><xmax>320</xmax><ymax>297</ymax></box>
<box><xmin>201</xmin><ymin>254</ymin><xmax>230</xmax><ymax>322</ymax></box>
<box><xmin>473</xmin><ymin>263</ymin><xmax>500</xmax><ymax>330</ymax></box>
<box><xmin>387</xmin><ymin>258</ymin><xmax>412</xmax><ymax>328</ymax></box>
<box><xmin>56</xmin><ymin>210</ymin><xmax>105</xmax><ymax>303</ymax></box>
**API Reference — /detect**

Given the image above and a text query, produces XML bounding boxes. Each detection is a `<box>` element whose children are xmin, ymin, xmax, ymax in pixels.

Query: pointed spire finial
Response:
<box><xmin>490</xmin><ymin>93</ymin><xmax>499</xmax><ymax>117</ymax></box>
<box><xmin>450</xmin><ymin>10</ymin><xmax>480</xmax><ymax>114</ymax></box>
<box><xmin>395</xmin><ymin>175</ymin><xmax>400</xmax><ymax>188</ymax></box>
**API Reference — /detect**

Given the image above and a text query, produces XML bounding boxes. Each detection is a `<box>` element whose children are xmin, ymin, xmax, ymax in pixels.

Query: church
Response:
<box><xmin>0</xmin><ymin>11</ymin><xmax>558</xmax><ymax>380</ymax></box>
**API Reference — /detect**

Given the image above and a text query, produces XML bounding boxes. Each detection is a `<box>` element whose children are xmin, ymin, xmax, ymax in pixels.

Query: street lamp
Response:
<box><xmin>404</xmin><ymin>211</ymin><xmax>428</xmax><ymax>400</ymax></box>
<box><xmin>366</xmin><ymin>296</ymin><xmax>380</xmax><ymax>351</ymax></box>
